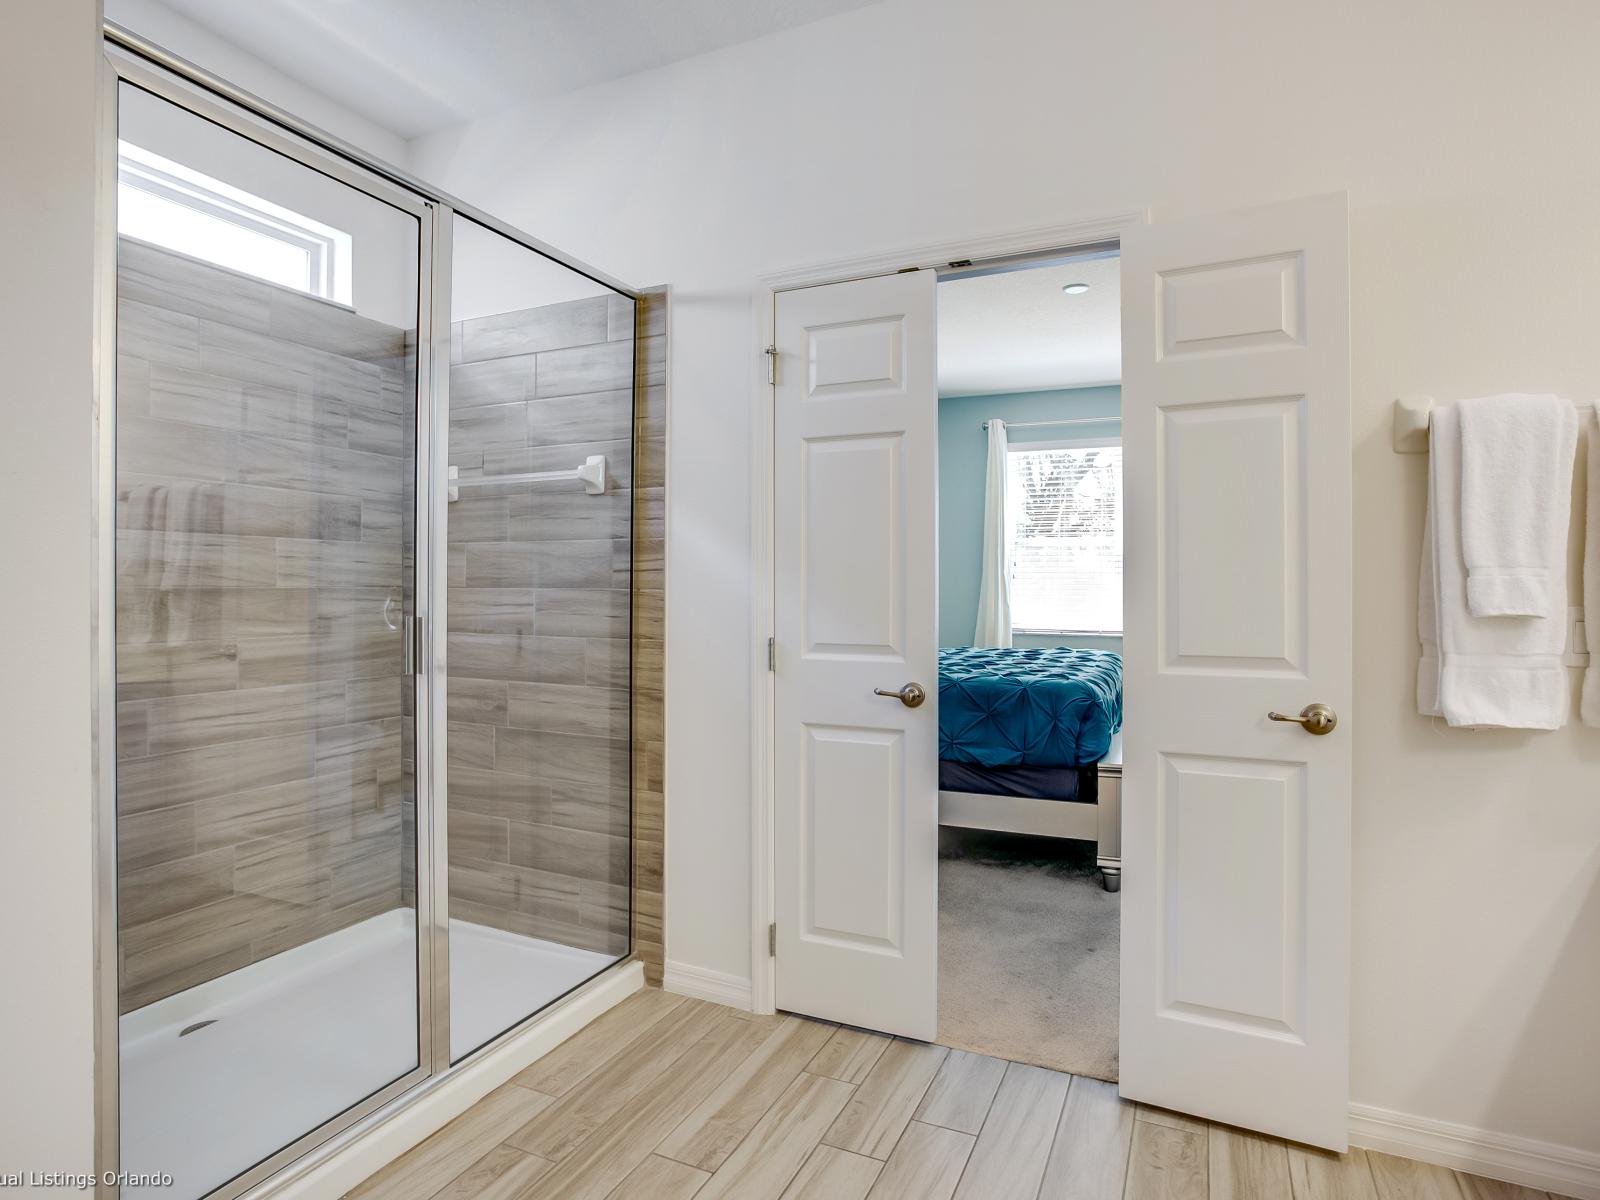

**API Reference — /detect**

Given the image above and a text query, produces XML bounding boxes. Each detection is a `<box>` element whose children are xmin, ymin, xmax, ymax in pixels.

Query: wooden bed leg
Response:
<box><xmin>1100</xmin><ymin>865</ymin><xmax>1121</xmax><ymax>893</ymax></box>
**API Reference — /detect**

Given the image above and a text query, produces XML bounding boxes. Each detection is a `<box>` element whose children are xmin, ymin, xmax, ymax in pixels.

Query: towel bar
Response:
<box><xmin>446</xmin><ymin>455</ymin><xmax>607</xmax><ymax>501</ymax></box>
<box><xmin>1392</xmin><ymin>395</ymin><xmax>1597</xmax><ymax>453</ymax></box>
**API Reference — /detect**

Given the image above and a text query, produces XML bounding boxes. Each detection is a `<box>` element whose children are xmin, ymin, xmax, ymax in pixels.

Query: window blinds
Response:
<box><xmin>1005</xmin><ymin>444</ymin><xmax>1123</xmax><ymax>634</ymax></box>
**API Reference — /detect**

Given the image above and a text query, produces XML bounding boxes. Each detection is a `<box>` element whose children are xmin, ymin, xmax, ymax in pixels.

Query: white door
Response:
<box><xmin>772</xmin><ymin>270</ymin><xmax>940</xmax><ymax>1040</ymax></box>
<box><xmin>1119</xmin><ymin>192</ymin><xmax>1353</xmax><ymax>1148</ymax></box>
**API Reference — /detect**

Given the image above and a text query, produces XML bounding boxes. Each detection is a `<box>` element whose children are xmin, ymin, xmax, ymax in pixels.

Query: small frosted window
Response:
<box><xmin>117</xmin><ymin>141</ymin><xmax>353</xmax><ymax>304</ymax></box>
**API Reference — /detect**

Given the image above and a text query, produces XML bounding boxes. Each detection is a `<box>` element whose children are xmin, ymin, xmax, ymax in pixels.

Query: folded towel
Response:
<box><xmin>1419</xmin><ymin>402</ymin><xmax>1570</xmax><ymax>729</ymax></box>
<box><xmin>1458</xmin><ymin>393</ymin><xmax>1578</xmax><ymax>616</ymax></box>
<box><xmin>1583</xmin><ymin>409</ymin><xmax>1600</xmax><ymax>725</ymax></box>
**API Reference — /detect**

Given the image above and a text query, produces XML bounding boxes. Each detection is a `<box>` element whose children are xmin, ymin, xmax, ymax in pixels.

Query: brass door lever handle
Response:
<box><xmin>1267</xmin><ymin>703</ymin><xmax>1337</xmax><ymax>735</ymax></box>
<box><xmin>874</xmin><ymin>682</ymin><xmax>927</xmax><ymax>708</ymax></box>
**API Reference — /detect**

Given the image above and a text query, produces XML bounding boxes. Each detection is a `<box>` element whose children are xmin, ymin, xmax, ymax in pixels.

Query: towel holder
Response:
<box><xmin>1391</xmin><ymin>395</ymin><xmax>1596</xmax><ymax>453</ymax></box>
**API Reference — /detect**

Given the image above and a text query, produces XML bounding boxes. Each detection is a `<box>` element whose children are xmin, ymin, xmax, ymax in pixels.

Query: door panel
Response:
<box><xmin>774</xmin><ymin>271</ymin><xmax>938</xmax><ymax>1040</ymax></box>
<box><xmin>1121</xmin><ymin>193</ymin><xmax>1352</xmax><ymax>1148</ymax></box>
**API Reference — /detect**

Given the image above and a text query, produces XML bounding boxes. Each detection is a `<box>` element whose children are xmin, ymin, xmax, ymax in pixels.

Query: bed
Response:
<box><xmin>937</xmin><ymin>646</ymin><xmax>1124</xmax><ymax>890</ymax></box>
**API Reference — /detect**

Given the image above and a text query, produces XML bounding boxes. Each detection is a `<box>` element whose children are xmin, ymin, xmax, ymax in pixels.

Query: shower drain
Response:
<box><xmin>178</xmin><ymin>1019</ymin><xmax>219</xmax><ymax>1038</ymax></box>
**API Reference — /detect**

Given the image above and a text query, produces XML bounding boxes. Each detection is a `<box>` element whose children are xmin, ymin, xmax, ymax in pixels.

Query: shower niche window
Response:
<box><xmin>107</xmin><ymin>57</ymin><xmax>636</xmax><ymax>1200</ymax></box>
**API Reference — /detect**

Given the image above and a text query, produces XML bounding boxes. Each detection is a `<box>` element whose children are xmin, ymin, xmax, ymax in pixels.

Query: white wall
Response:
<box><xmin>0</xmin><ymin>0</ymin><xmax>102</xmax><ymax>1185</ymax></box>
<box><xmin>107</xmin><ymin>0</ymin><xmax>409</xmax><ymax>166</ymax></box>
<box><xmin>411</xmin><ymin>0</ymin><xmax>1600</xmax><ymax>1161</ymax></box>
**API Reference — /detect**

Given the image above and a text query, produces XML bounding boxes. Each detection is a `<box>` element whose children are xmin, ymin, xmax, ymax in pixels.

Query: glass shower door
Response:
<box><xmin>113</xmin><ymin>76</ymin><xmax>427</xmax><ymax>1200</ymax></box>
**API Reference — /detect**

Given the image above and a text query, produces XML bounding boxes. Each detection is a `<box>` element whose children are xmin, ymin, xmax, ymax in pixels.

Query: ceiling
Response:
<box><xmin>142</xmin><ymin>0</ymin><xmax>880</xmax><ymax>139</ymax></box>
<box><xmin>937</xmin><ymin>255</ymin><xmax>1121</xmax><ymax>397</ymax></box>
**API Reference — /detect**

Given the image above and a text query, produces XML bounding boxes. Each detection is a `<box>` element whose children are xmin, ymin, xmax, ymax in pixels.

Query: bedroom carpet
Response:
<box><xmin>938</xmin><ymin>826</ymin><xmax>1120</xmax><ymax>1082</ymax></box>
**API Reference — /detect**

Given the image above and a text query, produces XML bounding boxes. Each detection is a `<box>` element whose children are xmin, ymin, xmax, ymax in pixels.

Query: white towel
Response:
<box><xmin>1418</xmin><ymin>402</ymin><xmax>1570</xmax><ymax>729</ymax></box>
<box><xmin>1583</xmin><ymin>408</ymin><xmax>1600</xmax><ymax>725</ymax></box>
<box><xmin>1457</xmin><ymin>393</ymin><xmax>1577</xmax><ymax>616</ymax></box>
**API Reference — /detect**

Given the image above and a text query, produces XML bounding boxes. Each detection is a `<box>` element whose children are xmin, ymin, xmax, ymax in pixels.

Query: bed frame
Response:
<box><xmin>937</xmin><ymin>737</ymin><xmax>1122</xmax><ymax>891</ymax></box>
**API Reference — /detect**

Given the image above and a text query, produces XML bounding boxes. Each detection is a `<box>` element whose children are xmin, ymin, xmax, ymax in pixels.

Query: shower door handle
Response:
<box><xmin>403</xmin><ymin>615</ymin><xmax>417</xmax><ymax>676</ymax></box>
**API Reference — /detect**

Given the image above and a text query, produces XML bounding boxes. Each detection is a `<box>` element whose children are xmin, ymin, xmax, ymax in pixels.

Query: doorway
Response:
<box><xmin>932</xmin><ymin>249</ymin><xmax>1124</xmax><ymax>1080</ymax></box>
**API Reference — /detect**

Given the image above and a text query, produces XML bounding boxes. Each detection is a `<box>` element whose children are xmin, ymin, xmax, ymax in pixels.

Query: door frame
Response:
<box><xmin>747</xmin><ymin>209</ymin><xmax>1145</xmax><ymax>1018</ymax></box>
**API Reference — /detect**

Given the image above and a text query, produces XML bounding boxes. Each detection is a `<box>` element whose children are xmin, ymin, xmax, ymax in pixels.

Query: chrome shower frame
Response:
<box><xmin>92</xmin><ymin>25</ymin><xmax>640</xmax><ymax>1200</ymax></box>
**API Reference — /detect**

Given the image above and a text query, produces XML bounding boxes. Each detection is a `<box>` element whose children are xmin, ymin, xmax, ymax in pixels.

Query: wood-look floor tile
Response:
<box><xmin>605</xmin><ymin>1154</ymin><xmax>709</xmax><ymax>1200</ymax></box>
<box><xmin>1039</xmin><ymin>1075</ymin><xmax>1134</xmax><ymax>1200</ymax></box>
<box><xmin>1137</xmin><ymin>1103</ymin><xmax>1210</xmax><ymax>1135</ymax></box>
<box><xmin>512</xmin><ymin>988</ymin><xmax>685</xmax><ymax>1097</ymax></box>
<box><xmin>656</xmin><ymin>1015</ymin><xmax>837</xmax><ymax>1170</ymax></box>
<box><xmin>822</xmin><ymin>1040</ymin><xmax>948</xmax><ymax>1159</ymax></box>
<box><xmin>695</xmin><ymin>1072</ymin><xmax>856</xmax><ymax>1200</ymax></box>
<box><xmin>520</xmin><ymin>1015</ymin><xmax>769</xmax><ymax>1200</ymax></box>
<box><xmin>508</xmin><ymin>999</ymin><xmax>726</xmax><ymax>1161</ymax></box>
<box><xmin>1125</xmin><ymin>1117</ymin><xmax>1208</xmax><ymax>1200</ymax></box>
<box><xmin>1210</xmin><ymin>1125</ymin><xmax>1291</xmax><ymax>1199</ymax></box>
<box><xmin>913</xmin><ymin>1049</ymin><xmax>1008</xmax><ymax>1135</ymax></box>
<box><xmin>779</xmin><ymin>1146</ymin><xmax>883</xmax><ymax>1200</ymax></box>
<box><xmin>428</xmin><ymin>1144</ymin><xmax>552</xmax><ymax>1200</ymax></box>
<box><xmin>866</xmin><ymin>1120</ymin><xmax>974</xmax><ymax>1200</ymax></box>
<box><xmin>1453</xmin><ymin>1173</ymin><xmax>1550</xmax><ymax>1200</ymax></box>
<box><xmin>345</xmin><ymin>1082</ymin><xmax>551</xmax><ymax>1200</ymax></box>
<box><xmin>950</xmin><ymin>1062</ymin><xmax>1070</xmax><ymax>1200</ymax></box>
<box><xmin>1368</xmin><ymin>1151</ymin><xmax>1467</xmax><ymax>1200</ymax></box>
<box><xmin>806</xmin><ymin>1025</ymin><xmax>891</xmax><ymax>1084</ymax></box>
<box><xmin>1288</xmin><ymin>1146</ymin><xmax>1379</xmax><ymax>1200</ymax></box>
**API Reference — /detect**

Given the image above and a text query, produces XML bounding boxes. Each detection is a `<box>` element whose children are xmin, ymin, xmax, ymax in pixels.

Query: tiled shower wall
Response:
<box><xmin>115</xmin><ymin>238</ymin><xmax>414</xmax><ymax>1013</ymax></box>
<box><xmin>445</xmin><ymin>293</ymin><xmax>639</xmax><ymax>958</ymax></box>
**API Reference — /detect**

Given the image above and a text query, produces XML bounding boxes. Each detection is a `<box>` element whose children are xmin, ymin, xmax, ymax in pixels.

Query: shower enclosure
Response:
<box><xmin>96</xmin><ymin>31</ymin><xmax>643</xmax><ymax>1200</ymax></box>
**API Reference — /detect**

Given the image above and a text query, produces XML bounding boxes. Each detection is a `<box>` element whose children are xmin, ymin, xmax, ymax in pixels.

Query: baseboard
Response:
<box><xmin>1349</xmin><ymin>1102</ymin><xmax>1600</xmax><ymax>1200</ymax></box>
<box><xmin>663</xmin><ymin>959</ymin><xmax>754</xmax><ymax>1011</ymax></box>
<box><xmin>256</xmin><ymin>959</ymin><xmax>643</xmax><ymax>1200</ymax></box>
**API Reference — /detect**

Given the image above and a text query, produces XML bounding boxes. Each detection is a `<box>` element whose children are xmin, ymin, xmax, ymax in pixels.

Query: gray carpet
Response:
<box><xmin>938</xmin><ymin>827</ymin><xmax>1120</xmax><ymax>1082</ymax></box>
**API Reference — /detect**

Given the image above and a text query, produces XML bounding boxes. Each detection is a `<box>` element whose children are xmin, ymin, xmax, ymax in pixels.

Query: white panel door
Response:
<box><xmin>1120</xmin><ymin>193</ymin><xmax>1353</xmax><ymax>1148</ymax></box>
<box><xmin>773</xmin><ymin>270</ymin><xmax>939</xmax><ymax>1040</ymax></box>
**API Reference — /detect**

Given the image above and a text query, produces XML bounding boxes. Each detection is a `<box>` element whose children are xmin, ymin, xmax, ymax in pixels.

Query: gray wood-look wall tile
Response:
<box><xmin>534</xmin><ymin>339</ymin><xmax>634</xmax><ymax>399</ymax></box>
<box><xmin>459</xmin><ymin>295</ymin><xmax>609</xmax><ymax>363</ymax></box>
<box><xmin>114</xmin><ymin>241</ymin><xmax>414</xmax><ymax>1011</ymax></box>
<box><xmin>445</xmin><ymin>292</ymin><xmax>643</xmax><ymax>964</ymax></box>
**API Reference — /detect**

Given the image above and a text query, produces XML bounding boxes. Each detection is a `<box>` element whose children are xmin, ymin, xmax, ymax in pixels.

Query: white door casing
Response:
<box><xmin>1119</xmin><ymin>193</ymin><xmax>1353</xmax><ymax>1148</ymax></box>
<box><xmin>772</xmin><ymin>270</ymin><xmax>940</xmax><ymax>1040</ymax></box>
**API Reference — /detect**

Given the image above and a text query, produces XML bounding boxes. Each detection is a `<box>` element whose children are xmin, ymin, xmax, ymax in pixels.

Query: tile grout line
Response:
<box><xmin>1028</xmin><ymin>1071</ymin><xmax>1078</xmax><ymax>1200</ymax></box>
<box><xmin>944</xmin><ymin>1058</ymin><xmax>1013</xmax><ymax>1199</ymax></box>
<box><xmin>650</xmin><ymin>1019</ymin><xmax>836</xmax><ymax>1183</ymax></box>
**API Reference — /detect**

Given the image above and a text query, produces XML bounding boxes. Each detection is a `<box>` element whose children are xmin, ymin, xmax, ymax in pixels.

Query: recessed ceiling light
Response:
<box><xmin>1062</xmin><ymin>282</ymin><xmax>1090</xmax><ymax>295</ymax></box>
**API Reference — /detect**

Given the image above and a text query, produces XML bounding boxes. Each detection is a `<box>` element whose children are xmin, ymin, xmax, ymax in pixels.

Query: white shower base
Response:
<box><xmin>119</xmin><ymin>911</ymin><xmax>616</xmax><ymax>1200</ymax></box>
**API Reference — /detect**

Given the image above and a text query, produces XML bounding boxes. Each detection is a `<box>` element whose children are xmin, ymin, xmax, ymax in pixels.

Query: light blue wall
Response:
<box><xmin>938</xmin><ymin>386</ymin><xmax>1122</xmax><ymax>650</ymax></box>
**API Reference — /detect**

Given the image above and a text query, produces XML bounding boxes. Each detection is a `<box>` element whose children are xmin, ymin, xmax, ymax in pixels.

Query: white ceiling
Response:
<box><xmin>143</xmin><ymin>0</ymin><xmax>881</xmax><ymax>139</ymax></box>
<box><xmin>937</xmin><ymin>256</ymin><xmax>1121</xmax><ymax>397</ymax></box>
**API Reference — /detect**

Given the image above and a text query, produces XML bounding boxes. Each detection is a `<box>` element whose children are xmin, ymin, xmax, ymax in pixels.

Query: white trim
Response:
<box><xmin>249</xmin><ymin>960</ymin><xmax>643</xmax><ymax>1200</ymax></box>
<box><xmin>1349</xmin><ymin>1102</ymin><xmax>1600</xmax><ymax>1200</ymax></box>
<box><xmin>759</xmin><ymin>211</ymin><xmax>1143</xmax><ymax>291</ymax></box>
<box><xmin>663</xmin><ymin>960</ymin><xmax>755</xmax><ymax>1011</ymax></box>
<box><xmin>748</xmin><ymin>209</ymin><xmax>1146</xmax><ymax>1017</ymax></box>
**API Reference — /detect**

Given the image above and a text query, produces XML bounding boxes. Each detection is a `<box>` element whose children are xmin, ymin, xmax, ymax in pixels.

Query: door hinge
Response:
<box><xmin>765</xmin><ymin>344</ymin><xmax>777</xmax><ymax>385</ymax></box>
<box><xmin>768</xmin><ymin>923</ymin><xmax>777</xmax><ymax>957</ymax></box>
<box><xmin>767</xmin><ymin>636</ymin><xmax>775</xmax><ymax>672</ymax></box>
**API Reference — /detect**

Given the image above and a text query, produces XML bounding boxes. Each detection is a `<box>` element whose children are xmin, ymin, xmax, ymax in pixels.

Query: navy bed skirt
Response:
<box><xmin>937</xmin><ymin>758</ymin><xmax>1098</xmax><ymax>805</ymax></box>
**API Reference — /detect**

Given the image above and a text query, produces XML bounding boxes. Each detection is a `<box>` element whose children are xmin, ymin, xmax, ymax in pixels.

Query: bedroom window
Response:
<box><xmin>1006</xmin><ymin>439</ymin><xmax>1122</xmax><ymax>635</ymax></box>
<box><xmin>117</xmin><ymin>141</ymin><xmax>354</xmax><ymax>304</ymax></box>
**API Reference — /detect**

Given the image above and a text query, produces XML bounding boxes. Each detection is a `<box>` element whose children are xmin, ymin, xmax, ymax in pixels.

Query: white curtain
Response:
<box><xmin>974</xmin><ymin>419</ymin><xmax>1013</xmax><ymax>647</ymax></box>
